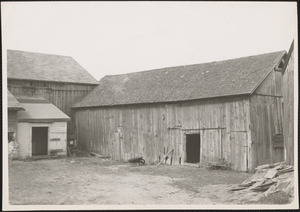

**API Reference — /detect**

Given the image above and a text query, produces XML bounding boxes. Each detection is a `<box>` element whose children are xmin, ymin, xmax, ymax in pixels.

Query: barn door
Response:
<box><xmin>186</xmin><ymin>134</ymin><xmax>200</xmax><ymax>163</ymax></box>
<box><xmin>32</xmin><ymin>127</ymin><xmax>48</xmax><ymax>156</ymax></box>
<box><xmin>201</xmin><ymin>129</ymin><xmax>222</xmax><ymax>163</ymax></box>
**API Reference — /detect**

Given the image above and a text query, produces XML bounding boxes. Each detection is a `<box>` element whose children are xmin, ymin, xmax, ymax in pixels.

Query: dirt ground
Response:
<box><xmin>9</xmin><ymin>157</ymin><xmax>252</xmax><ymax>205</ymax></box>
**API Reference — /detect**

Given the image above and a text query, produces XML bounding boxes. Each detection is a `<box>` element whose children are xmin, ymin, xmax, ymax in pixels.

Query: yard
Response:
<box><xmin>9</xmin><ymin>157</ymin><xmax>252</xmax><ymax>205</ymax></box>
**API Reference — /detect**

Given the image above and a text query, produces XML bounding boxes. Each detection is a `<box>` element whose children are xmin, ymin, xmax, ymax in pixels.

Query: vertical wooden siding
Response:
<box><xmin>8</xmin><ymin>80</ymin><xmax>97</xmax><ymax>140</ymax></box>
<box><xmin>8</xmin><ymin>110</ymin><xmax>18</xmax><ymax>132</ymax></box>
<box><xmin>250</xmin><ymin>69</ymin><xmax>284</xmax><ymax>168</ymax></box>
<box><xmin>282</xmin><ymin>51</ymin><xmax>294</xmax><ymax>165</ymax></box>
<box><xmin>75</xmin><ymin>97</ymin><xmax>252</xmax><ymax>171</ymax></box>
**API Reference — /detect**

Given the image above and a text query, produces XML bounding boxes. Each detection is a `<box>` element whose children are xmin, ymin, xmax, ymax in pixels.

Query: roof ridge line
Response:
<box><xmin>101</xmin><ymin>50</ymin><xmax>286</xmax><ymax>78</ymax></box>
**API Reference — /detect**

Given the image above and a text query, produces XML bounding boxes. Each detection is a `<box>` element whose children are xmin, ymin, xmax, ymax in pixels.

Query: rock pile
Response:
<box><xmin>229</xmin><ymin>161</ymin><xmax>294</xmax><ymax>203</ymax></box>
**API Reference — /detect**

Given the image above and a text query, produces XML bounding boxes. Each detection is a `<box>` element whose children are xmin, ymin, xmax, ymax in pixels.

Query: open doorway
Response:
<box><xmin>186</xmin><ymin>134</ymin><xmax>200</xmax><ymax>163</ymax></box>
<box><xmin>32</xmin><ymin>127</ymin><xmax>48</xmax><ymax>156</ymax></box>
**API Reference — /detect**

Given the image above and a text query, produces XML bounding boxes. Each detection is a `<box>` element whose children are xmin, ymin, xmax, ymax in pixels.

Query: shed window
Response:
<box><xmin>8</xmin><ymin>132</ymin><xmax>15</xmax><ymax>142</ymax></box>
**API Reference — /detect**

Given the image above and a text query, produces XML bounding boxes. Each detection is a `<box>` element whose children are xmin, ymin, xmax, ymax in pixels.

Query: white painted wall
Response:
<box><xmin>17</xmin><ymin>121</ymin><xmax>67</xmax><ymax>158</ymax></box>
<box><xmin>48</xmin><ymin>122</ymin><xmax>67</xmax><ymax>156</ymax></box>
<box><xmin>17</xmin><ymin>122</ymin><xmax>31</xmax><ymax>158</ymax></box>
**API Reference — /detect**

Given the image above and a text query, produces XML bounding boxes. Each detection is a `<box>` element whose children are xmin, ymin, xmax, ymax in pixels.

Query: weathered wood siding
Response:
<box><xmin>8</xmin><ymin>110</ymin><xmax>18</xmax><ymax>133</ymax></box>
<box><xmin>282</xmin><ymin>49</ymin><xmax>294</xmax><ymax>165</ymax></box>
<box><xmin>8</xmin><ymin>79</ymin><xmax>97</xmax><ymax>141</ymax></box>
<box><xmin>250</xmin><ymin>69</ymin><xmax>284</xmax><ymax>168</ymax></box>
<box><xmin>75</xmin><ymin>96</ymin><xmax>252</xmax><ymax>171</ymax></box>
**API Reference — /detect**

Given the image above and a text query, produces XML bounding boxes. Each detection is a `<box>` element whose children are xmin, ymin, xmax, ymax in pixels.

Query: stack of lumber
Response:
<box><xmin>230</xmin><ymin>162</ymin><xmax>294</xmax><ymax>202</ymax></box>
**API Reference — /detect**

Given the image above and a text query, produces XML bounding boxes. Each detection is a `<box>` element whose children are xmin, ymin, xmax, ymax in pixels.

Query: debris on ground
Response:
<box><xmin>229</xmin><ymin>161</ymin><xmax>294</xmax><ymax>204</ymax></box>
<box><xmin>69</xmin><ymin>160</ymin><xmax>76</xmax><ymax>164</ymax></box>
<box><xmin>128</xmin><ymin>157</ymin><xmax>145</xmax><ymax>166</ymax></box>
<box><xmin>67</xmin><ymin>146</ymin><xmax>91</xmax><ymax>157</ymax></box>
<box><xmin>90</xmin><ymin>152</ymin><xmax>111</xmax><ymax>159</ymax></box>
<box><xmin>206</xmin><ymin>159</ymin><xmax>232</xmax><ymax>170</ymax></box>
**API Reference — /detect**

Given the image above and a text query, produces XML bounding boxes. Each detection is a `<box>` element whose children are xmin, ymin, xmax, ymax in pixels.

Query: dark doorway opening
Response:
<box><xmin>186</xmin><ymin>134</ymin><xmax>200</xmax><ymax>163</ymax></box>
<box><xmin>32</xmin><ymin>127</ymin><xmax>48</xmax><ymax>156</ymax></box>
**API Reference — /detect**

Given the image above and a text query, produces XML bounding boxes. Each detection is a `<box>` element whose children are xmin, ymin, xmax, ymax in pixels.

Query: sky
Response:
<box><xmin>1</xmin><ymin>2</ymin><xmax>297</xmax><ymax>81</ymax></box>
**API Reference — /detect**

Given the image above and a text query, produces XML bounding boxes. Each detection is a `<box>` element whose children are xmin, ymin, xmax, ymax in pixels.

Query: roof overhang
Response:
<box><xmin>8</xmin><ymin>77</ymin><xmax>99</xmax><ymax>85</ymax></box>
<box><xmin>8</xmin><ymin>107</ymin><xmax>25</xmax><ymax>111</ymax></box>
<box><xmin>72</xmin><ymin>93</ymin><xmax>252</xmax><ymax>109</ymax></box>
<box><xmin>17</xmin><ymin>102</ymin><xmax>70</xmax><ymax>122</ymax></box>
<box><xmin>18</xmin><ymin>119</ymin><xmax>69</xmax><ymax>123</ymax></box>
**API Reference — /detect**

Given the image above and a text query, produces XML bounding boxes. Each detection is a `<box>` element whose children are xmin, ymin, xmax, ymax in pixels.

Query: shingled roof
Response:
<box><xmin>73</xmin><ymin>51</ymin><xmax>286</xmax><ymax>108</ymax></box>
<box><xmin>7</xmin><ymin>50</ymin><xmax>99</xmax><ymax>84</ymax></box>
<box><xmin>8</xmin><ymin>90</ymin><xmax>24</xmax><ymax>110</ymax></box>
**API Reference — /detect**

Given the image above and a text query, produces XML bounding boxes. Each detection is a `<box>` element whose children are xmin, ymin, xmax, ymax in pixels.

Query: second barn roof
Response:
<box><xmin>74</xmin><ymin>50</ymin><xmax>286</xmax><ymax>108</ymax></box>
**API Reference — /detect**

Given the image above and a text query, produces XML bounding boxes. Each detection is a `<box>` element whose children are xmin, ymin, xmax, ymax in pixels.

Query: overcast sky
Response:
<box><xmin>1</xmin><ymin>2</ymin><xmax>297</xmax><ymax>81</ymax></box>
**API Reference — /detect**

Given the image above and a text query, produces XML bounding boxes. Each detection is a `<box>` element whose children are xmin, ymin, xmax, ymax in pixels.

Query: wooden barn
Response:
<box><xmin>7</xmin><ymin>50</ymin><xmax>99</xmax><ymax>144</ymax></box>
<box><xmin>73</xmin><ymin>50</ymin><xmax>293</xmax><ymax>171</ymax></box>
<box><xmin>281</xmin><ymin>41</ymin><xmax>295</xmax><ymax>165</ymax></box>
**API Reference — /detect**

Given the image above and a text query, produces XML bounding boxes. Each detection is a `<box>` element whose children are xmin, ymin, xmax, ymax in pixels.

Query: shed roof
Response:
<box><xmin>17</xmin><ymin>98</ymin><xmax>70</xmax><ymax>122</ymax></box>
<box><xmin>8</xmin><ymin>90</ymin><xmax>24</xmax><ymax>110</ymax></box>
<box><xmin>7</xmin><ymin>50</ymin><xmax>99</xmax><ymax>85</ymax></box>
<box><xmin>74</xmin><ymin>51</ymin><xmax>286</xmax><ymax>108</ymax></box>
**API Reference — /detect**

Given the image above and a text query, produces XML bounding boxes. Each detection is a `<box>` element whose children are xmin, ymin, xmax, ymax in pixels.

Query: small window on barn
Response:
<box><xmin>8</xmin><ymin>132</ymin><xmax>15</xmax><ymax>142</ymax></box>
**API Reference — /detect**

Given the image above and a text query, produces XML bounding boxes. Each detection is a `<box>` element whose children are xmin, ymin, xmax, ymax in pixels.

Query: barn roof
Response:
<box><xmin>7</xmin><ymin>90</ymin><xmax>24</xmax><ymax>110</ymax></box>
<box><xmin>17</xmin><ymin>98</ymin><xmax>70</xmax><ymax>122</ymax></box>
<box><xmin>7</xmin><ymin>50</ymin><xmax>99</xmax><ymax>85</ymax></box>
<box><xmin>73</xmin><ymin>51</ymin><xmax>286</xmax><ymax>108</ymax></box>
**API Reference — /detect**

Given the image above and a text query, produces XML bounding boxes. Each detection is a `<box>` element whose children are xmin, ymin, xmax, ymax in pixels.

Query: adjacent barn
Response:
<box><xmin>282</xmin><ymin>41</ymin><xmax>295</xmax><ymax>165</ymax></box>
<box><xmin>7</xmin><ymin>50</ymin><xmax>99</xmax><ymax>144</ymax></box>
<box><xmin>73</xmin><ymin>51</ymin><xmax>290</xmax><ymax>171</ymax></box>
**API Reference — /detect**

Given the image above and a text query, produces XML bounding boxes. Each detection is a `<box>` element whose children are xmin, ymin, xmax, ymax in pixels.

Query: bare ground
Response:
<box><xmin>9</xmin><ymin>157</ymin><xmax>252</xmax><ymax>205</ymax></box>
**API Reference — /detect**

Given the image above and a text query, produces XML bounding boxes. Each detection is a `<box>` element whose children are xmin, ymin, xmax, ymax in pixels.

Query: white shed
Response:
<box><xmin>16</xmin><ymin>97</ymin><xmax>70</xmax><ymax>158</ymax></box>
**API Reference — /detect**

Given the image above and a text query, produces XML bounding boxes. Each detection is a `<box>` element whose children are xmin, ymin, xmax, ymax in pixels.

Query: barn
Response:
<box><xmin>7</xmin><ymin>50</ymin><xmax>99</xmax><ymax>145</ymax></box>
<box><xmin>282</xmin><ymin>41</ymin><xmax>295</xmax><ymax>165</ymax></box>
<box><xmin>73</xmin><ymin>50</ymin><xmax>292</xmax><ymax>171</ymax></box>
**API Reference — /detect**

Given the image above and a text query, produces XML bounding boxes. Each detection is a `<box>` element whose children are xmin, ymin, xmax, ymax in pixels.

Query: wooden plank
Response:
<box><xmin>157</xmin><ymin>148</ymin><xmax>174</xmax><ymax>168</ymax></box>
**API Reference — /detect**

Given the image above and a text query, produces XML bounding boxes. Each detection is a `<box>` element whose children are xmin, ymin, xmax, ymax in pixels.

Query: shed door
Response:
<box><xmin>32</xmin><ymin>127</ymin><xmax>48</xmax><ymax>156</ymax></box>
